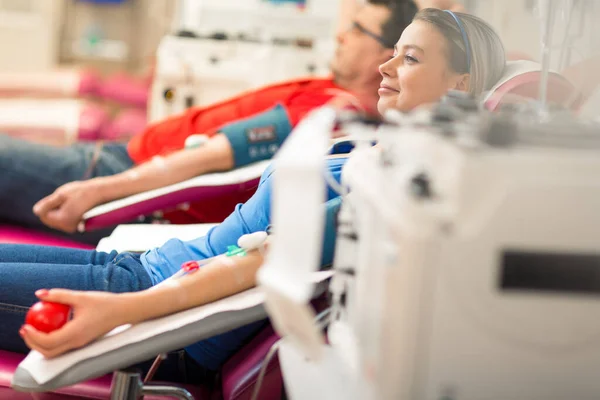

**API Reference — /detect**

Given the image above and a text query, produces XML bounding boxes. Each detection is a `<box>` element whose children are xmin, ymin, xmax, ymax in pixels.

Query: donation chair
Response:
<box><xmin>1</xmin><ymin>272</ymin><xmax>332</xmax><ymax>400</ymax></box>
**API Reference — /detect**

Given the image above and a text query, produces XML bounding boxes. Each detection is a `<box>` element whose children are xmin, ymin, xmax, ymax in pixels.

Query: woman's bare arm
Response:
<box><xmin>20</xmin><ymin>248</ymin><xmax>265</xmax><ymax>358</ymax></box>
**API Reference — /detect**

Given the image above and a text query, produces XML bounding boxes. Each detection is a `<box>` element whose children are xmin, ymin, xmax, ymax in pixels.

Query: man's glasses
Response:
<box><xmin>351</xmin><ymin>21</ymin><xmax>395</xmax><ymax>49</ymax></box>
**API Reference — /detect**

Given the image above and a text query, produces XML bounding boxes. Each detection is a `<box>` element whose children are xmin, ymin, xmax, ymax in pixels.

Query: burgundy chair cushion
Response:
<box><xmin>0</xmin><ymin>350</ymin><xmax>210</xmax><ymax>399</ymax></box>
<box><xmin>0</xmin><ymin>226</ymin><xmax>93</xmax><ymax>249</ymax></box>
<box><xmin>0</xmin><ymin>350</ymin><xmax>112</xmax><ymax>400</ymax></box>
<box><xmin>221</xmin><ymin>325</ymin><xmax>283</xmax><ymax>400</ymax></box>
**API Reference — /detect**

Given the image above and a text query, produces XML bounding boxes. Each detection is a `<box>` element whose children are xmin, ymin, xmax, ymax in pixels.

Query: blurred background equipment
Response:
<box><xmin>0</xmin><ymin>0</ymin><xmax>597</xmax><ymax>144</ymax></box>
<box><xmin>0</xmin><ymin>0</ymin><xmax>63</xmax><ymax>73</ymax></box>
<box><xmin>0</xmin><ymin>0</ymin><xmax>343</xmax><ymax>140</ymax></box>
<box><xmin>149</xmin><ymin>0</ymin><xmax>340</xmax><ymax>121</ymax></box>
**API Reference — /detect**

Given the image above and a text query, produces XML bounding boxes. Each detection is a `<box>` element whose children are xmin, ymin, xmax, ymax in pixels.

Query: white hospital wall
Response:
<box><xmin>0</xmin><ymin>0</ymin><xmax>64</xmax><ymax>73</ymax></box>
<box><xmin>0</xmin><ymin>0</ymin><xmax>174</xmax><ymax>74</ymax></box>
<box><xmin>467</xmin><ymin>0</ymin><xmax>600</xmax><ymax>111</ymax></box>
<box><xmin>468</xmin><ymin>0</ymin><xmax>539</xmax><ymax>60</ymax></box>
<box><xmin>60</xmin><ymin>0</ymin><xmax>175</xmax><ymax>71</ymax></box>
<box><xmin>469</xmin><ymin>0</ymin><xmax>600</xmax><ymax>69</ymax></box>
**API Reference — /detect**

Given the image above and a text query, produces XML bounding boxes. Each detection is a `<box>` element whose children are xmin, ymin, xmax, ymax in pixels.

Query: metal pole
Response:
<box><xmin>538</xmin><ymin>0</ymin><xmax>557</xmax><ymax>112</ymax></box>
<box><xmin>110</xmin><ymin>369</ymin><xmax>196</xmax><ymax>400</ymax></box>
<box><xmin>142</xmin><ymin>384</ymin><xmax>196</xmax><ymax>400</ymax></box>
<box><xmin>110</xmin><ymin>371</ymin><xmax>144</xmax><ymax>400</ymax></box>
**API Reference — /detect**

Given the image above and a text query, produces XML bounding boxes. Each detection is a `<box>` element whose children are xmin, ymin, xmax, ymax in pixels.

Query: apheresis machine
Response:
<box><xmin>260</xmin><ymin>95</ymin><xmax>600</xmax><ymax>400</ymax></box>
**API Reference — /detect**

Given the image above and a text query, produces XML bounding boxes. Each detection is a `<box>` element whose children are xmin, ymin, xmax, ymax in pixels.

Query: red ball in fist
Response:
<box><xmin>25</xmin><ymin>301</ymin><xmax>71</xmax><ymax>333</ymax></box>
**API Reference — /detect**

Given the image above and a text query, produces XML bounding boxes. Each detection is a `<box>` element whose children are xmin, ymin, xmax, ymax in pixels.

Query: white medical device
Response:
<box><xmin>149</xmin><ymin>0</ymin><xmax>339</xmax><ymax>121</ymax></box>
<box><xmin>264</xmin><ymin>98</ymin><xmax>600</xmax><ymax>400</ymax></box>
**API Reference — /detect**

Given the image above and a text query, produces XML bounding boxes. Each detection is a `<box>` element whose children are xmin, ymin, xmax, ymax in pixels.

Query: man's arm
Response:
<box><xmin>34</xmin><ymin>104</ymin><xmax>293</xmax><ymax>233</ymax></box>
<box><xmin>32</xmin><ymin>134</ymin><xmax>234</xmax><ymax>232</ymax></box>
<box><xmin>95</xmin><ymin>133</ymin><xmax>234</xmax><ymax>202</ymax></box>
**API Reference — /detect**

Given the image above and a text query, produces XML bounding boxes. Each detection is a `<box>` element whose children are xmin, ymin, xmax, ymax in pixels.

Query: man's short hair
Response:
<box><xmin>369</xmin><ymin>0</ymin><xmax>418</xmax><ymax>48</ymax></box>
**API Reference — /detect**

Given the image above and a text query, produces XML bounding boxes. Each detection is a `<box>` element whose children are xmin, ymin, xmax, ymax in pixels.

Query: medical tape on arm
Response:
<box><xmin>125</xmin><ymin>155</ymin><xmax>167</xmax><ymax>182</ymax></box>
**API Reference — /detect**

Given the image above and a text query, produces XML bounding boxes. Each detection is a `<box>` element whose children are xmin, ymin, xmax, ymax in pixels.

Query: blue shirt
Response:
<box><xmin>140</xmin><ymin>157</ymin><xmax>347</xmax><ymax>370</ymax></box>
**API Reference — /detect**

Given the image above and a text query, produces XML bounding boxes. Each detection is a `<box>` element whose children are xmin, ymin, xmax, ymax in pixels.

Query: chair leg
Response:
<box><xmin>110</xmin><ymin>370</ymin><xmax>144</xmax><ymax>400</ymax></box>
<box><xmin>110</xmin><ymin>370</ymin><xmax>195</xmax><ymax>400</ymax></box>
<box><xmin>142</xmin><ymin>384</ymin><xmax>195</xmax><ymax>400</ymax></box>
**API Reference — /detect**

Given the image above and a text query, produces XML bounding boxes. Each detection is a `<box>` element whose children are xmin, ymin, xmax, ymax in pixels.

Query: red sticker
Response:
<box><xmin>181</xmin><ymin>261</ymin><xmax>200</xmax><ymax>273</ymax></box>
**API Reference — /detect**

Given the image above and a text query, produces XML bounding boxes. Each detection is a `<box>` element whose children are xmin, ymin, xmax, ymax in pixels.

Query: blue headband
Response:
<box><xmin>444</xmin><ymin>10</ymin><xmax>471</xmax><ymax>72</ymax></box>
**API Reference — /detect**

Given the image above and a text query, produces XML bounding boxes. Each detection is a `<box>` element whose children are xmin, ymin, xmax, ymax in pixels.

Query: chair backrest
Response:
<box><xmin>483</xmin><ymin>60</ymin><xmax>582</xmax><ymax>111</ymax></box>
<box><xmin>221</xmin><ymin>324</ymin><xmax>283</xmax><ymax>400</ymax></box>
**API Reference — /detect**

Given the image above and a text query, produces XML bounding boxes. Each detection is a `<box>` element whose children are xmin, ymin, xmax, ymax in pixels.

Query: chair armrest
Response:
<box><xmin>12</xmin><ymin>271</ymin><xmax>333</xmax><ymax>394</ymax></box>
<box><xmin>13</xmin><ymin>289</ymin><xmax>268</xmax><ymax>393</ymax></box>
<box><xmin>81</xmin><ymin>161</ymin><xmax>270</xmax><ymax>231</ymax></box>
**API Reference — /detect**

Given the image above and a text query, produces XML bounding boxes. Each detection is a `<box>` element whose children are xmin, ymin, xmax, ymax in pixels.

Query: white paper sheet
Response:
<box><xmin>19</xmin><ymin>271</ymin><xmax>333</xmax><ymax>385</ymax></box>
<box><xmin>95</xmin><ymin>223</ymin><xmax>217</xmax><ymax>253</ymax></box>
<box><xmin>83</xmin><ymin>161</ymin><xmax>271</xmax><ymax>219</ymax></box>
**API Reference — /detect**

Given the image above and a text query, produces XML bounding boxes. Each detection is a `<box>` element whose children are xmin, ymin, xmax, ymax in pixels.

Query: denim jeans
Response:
<box><xmin>0</xmin><ymin>135</ymin><xmax>134</xmax><ymax>242</ymax></box>
<box><xmin>0</xmin><ymin>244</ymin><xmax>152</xmax><ymax>354</ymax></box>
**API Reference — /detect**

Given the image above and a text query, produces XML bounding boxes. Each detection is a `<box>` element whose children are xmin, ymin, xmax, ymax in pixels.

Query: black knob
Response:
<box><xmin>176</xmin><ymin>30</ymin><xmax>198</xmax><ymax>38</ymax></box>
<box><xmin>209</xmin><ymin>32</ymin><xmax>228</xmax><ymax>41</ymax></box>
<box><xmin>185</xmin><ymin>95</ymin><xmax>195</xmax><ymax>108</ymax></box>
<box><xmin>410</xmin><ymin>172</ymin><xmax>432</xmax><ymax>199</ymax></box>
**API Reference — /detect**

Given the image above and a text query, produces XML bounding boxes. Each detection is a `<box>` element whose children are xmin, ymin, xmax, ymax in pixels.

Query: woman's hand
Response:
<box><xmin>33</xmin><ymin>179</ymin><xmax>106</xmax><ymax>233</ymax></box>
<box><xmin>20</xmin><ymin>289</ymin><xmax>127</xmax><ymax>358</ymax></box>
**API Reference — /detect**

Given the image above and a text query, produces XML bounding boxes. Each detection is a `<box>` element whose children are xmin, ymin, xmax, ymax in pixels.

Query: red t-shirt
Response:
<box><xmin>127</xmin><ymin>77</ymin><xmax>342</xmax><ymax>164</ymax></box>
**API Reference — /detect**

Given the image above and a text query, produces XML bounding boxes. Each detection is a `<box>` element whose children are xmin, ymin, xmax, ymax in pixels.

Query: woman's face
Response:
<box><xmin>377</xmin><ymin>20</ymin><xmax>466</xmax><ymax>115</ymax></box>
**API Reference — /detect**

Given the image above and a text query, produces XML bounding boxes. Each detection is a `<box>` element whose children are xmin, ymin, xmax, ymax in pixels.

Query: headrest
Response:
<box><xmin>483</xmin><ymin>60</ymin><xmax>545</xmax><ymax>102</ymax></box>
<box><xmin>483</xmin><ymin>60</ymin><xmax>581</xmax><ymax>111</ymax></box>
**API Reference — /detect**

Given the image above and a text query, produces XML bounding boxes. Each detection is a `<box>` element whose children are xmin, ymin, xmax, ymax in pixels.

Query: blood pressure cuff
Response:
<box><xmin>220</xmin><ymin>104</ymin><xmax>293</xmax><ymax>168</ymax></box>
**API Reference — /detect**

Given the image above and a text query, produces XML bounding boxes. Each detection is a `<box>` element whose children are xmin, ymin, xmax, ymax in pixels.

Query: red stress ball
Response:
<box><xmin>25</xmin><ymin>301</ymin><xmax>71</xmax><ymax>333</ymax></box>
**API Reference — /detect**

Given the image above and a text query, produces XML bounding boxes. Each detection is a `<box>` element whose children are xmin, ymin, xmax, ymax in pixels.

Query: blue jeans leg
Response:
<box><xmin>0</xmin><ymin>135</ymin><xmax>134</xmax><ymax>229</ymax></box>
<box><xmin>0</xmin><ymin>244</ymin><xmax>152</xmax><ymax>354</ymax></box>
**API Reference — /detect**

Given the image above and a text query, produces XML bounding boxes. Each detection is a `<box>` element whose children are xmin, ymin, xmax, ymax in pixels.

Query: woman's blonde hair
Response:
<box><xmin>414</xmin><ymin>8</ymin><xmax>506</xmax><ymax>96</ymax></box>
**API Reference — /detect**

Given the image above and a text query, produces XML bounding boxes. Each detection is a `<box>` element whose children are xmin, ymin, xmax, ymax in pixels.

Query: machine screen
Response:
<box><xmin>501</xmin><ymin>250</ymin><xmax>600</xmax><ymax>295</ymax></box>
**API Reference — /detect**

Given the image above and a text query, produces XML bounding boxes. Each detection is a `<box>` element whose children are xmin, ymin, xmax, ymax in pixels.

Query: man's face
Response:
<box><xmin>331</xmin><ymin>4</ymin><xmax>393</xmax><ymax>84</ymax></box>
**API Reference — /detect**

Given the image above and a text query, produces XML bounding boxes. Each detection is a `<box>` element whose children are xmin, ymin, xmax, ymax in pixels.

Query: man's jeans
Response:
<box><xmin>0</xmin><ymin>135</ymin><xmax>134</xmax><ymax>241</ymax></box>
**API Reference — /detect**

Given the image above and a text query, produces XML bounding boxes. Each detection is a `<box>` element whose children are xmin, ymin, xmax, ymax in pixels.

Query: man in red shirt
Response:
<box><xmin>0</xmin><ymin>0</ymin><xmax>417</xmax><ymax>237</ymax></box>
